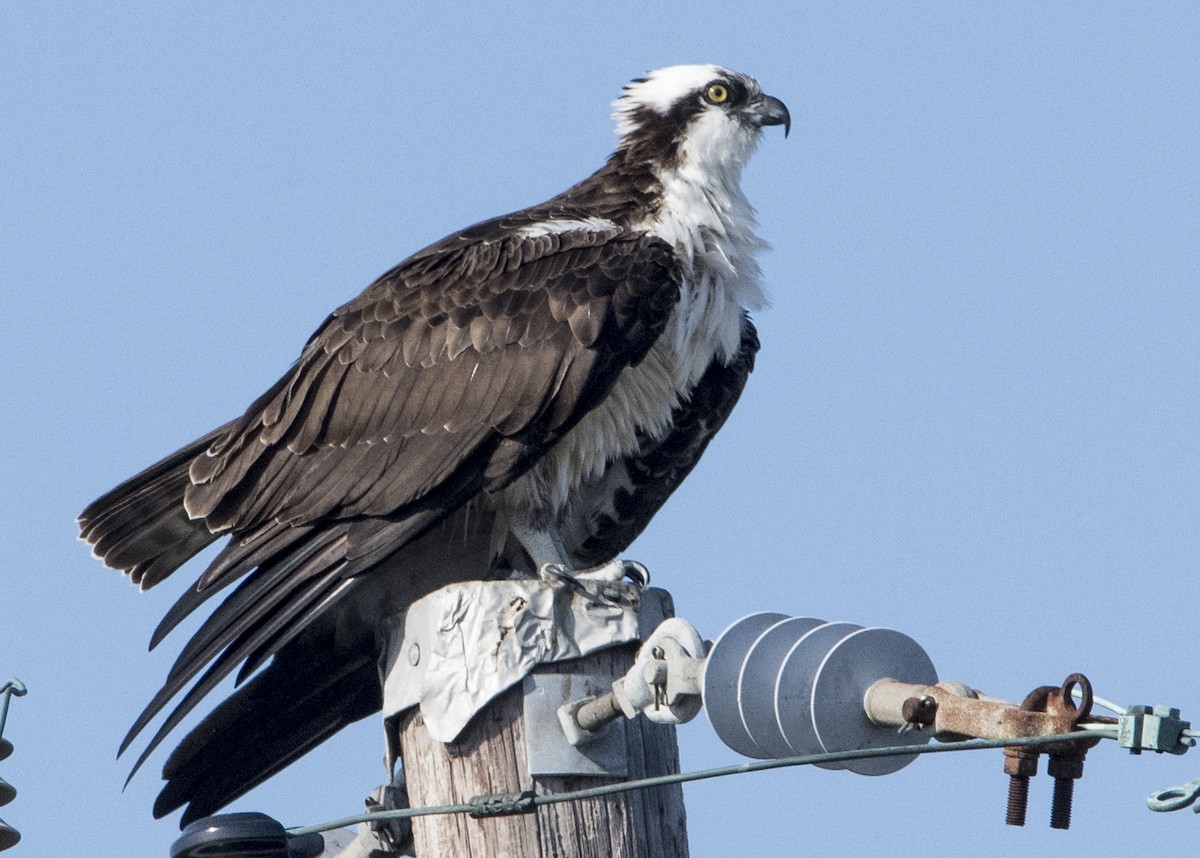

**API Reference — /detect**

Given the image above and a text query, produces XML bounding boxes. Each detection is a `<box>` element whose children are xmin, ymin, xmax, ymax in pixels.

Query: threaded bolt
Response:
<box><xmin>1003</xmin><ymin>746</ymin><xmax>1038</xmax><ymax>827</ymax></box>
<box><xmin>1006</xmin><ymin>775</ymin><xmax>1030</xmax><ymax>826</ymax></box>
<box><xmin>1050</xmin><ymin>777</ymin><xmax>1074</xmax><ymax>829</ymax></box>
<box><xmin>1047</xmin><ymin>748</ymin><xmax>1084</xmax><ymax>830</ymax></box>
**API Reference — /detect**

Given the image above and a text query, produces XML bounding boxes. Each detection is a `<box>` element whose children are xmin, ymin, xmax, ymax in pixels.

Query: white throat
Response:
<box><xmin>645</xmin><ymin>135</ymin><xmax>769</xmax><ymax>370</ymax></box>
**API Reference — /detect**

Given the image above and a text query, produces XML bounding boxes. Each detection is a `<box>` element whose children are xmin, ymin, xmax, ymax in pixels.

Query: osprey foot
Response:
<box><xmin>538</xmin><ymin>559</ymin><xmax>650</xmax><ymax>588</ymax></box>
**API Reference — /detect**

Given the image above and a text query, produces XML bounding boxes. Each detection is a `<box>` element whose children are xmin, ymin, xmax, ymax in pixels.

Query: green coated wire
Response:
<box><xmin>286</xmin><ymin>729</ymin><xmax>1113</xmax><ymax>837</ymax></box>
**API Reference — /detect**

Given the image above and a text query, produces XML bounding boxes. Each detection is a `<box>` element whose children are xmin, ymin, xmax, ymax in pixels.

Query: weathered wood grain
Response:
<box><xmin>398</xmin><ymin>644</ymin><xmax>689</xmax><ymax>857</ymax></box>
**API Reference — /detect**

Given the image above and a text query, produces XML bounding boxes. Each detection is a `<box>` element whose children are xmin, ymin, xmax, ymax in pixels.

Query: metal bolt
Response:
<box><xmin>901</xmin><ymin>695</ymin><xmax>937</xmax><ymax>728</ymax></box>
<box><xmin>1050</xmin><ymin>776</ymin><xmax>1074</xmax><ymax>829</ymax></box>
<box><xmin>572</xmin><ymin>692</ymin><xmax>624</xmax><ymax>734</ymax></box>
<box><xmin>1047</xmin><ymin>748</ymin><xmax>1085</xmax><ymax>830</ymax></box>
<box><xmin>1003</xmin><ymin>747</ymin><xmax>1039</xmax><ymax>827</ymax></box>
<box><xmin>648</xmin><ymin>646</ymin><xmax>667</xmax><ymax>711</ymax></box>
<box><xmin>1006</xmin><ymin>775</ymin><xmax>1030</xmax><ymax>827</ymax></box>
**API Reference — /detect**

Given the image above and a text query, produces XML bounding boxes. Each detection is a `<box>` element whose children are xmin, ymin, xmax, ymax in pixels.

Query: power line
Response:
<box><xmin>287</xmin><ymin>730</ymin><xmax>1108</xmax><ymax>837</ymax></box>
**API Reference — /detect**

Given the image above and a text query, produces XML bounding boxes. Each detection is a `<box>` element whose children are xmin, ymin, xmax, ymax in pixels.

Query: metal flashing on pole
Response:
<box><xmin>379</xmin><ymin>571</ymin><xmax>651</xmax><ymax>747</ymax></box>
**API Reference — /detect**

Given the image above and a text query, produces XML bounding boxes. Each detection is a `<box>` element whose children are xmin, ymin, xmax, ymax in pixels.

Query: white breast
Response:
<box><xmin>498</xmin><ymin>160</ymin><xmax>767</xmax><ymax>519</ymax></box>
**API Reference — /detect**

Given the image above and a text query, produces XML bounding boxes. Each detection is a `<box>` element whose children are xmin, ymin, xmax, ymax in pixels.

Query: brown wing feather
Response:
<box><xmin>94</xmin><ymin>225</ymin><xmax>681</xmax><ymax>781</ymax></box>
<box><xmin>183</xmin><ymin>230</ymin><xmax>675</xmax><ymax>536</ymax></box>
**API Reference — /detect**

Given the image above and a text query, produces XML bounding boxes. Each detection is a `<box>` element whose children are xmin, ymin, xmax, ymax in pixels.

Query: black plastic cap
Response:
<box><xmin>169</xmin><ymin>811</ymin><xmax>323</xmax><ymax>858</ymax></box>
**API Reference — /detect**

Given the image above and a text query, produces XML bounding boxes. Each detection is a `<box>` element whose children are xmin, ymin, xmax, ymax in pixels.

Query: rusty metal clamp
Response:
<box><xmin>1003</xmin><ymin>673</ymin><xmax>1100</xmax><ymax>829</ymax></box>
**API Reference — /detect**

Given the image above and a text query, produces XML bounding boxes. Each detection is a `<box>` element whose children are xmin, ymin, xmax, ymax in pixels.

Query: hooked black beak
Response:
<box><xmin>746</xmin><ymin>94</ymin><xmax>791</xmax><ymax>138</ymax></box>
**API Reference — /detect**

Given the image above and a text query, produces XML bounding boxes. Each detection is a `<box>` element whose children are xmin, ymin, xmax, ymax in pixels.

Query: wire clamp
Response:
<box><xmin>468</xmin><ymin>789</ymin><xmax>537</xmax><ymax>818</ymax></box>
<box><xmin>1118</xmin><ymin>705</ymin><xmax>1193</xmax><ymax>755</ymax></box>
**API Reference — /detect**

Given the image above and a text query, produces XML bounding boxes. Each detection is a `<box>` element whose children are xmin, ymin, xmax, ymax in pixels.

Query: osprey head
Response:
<box><xmin>612</xmin><ymin>64</ymin><xmax>790</xmax><ymax>171</ymax></box>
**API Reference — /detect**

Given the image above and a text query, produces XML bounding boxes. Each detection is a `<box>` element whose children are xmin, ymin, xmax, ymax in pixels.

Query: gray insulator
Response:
<box><xmin>702</xmin><ymin>613</ymin><xmax>938</xmax><ymax>775</ymax></box>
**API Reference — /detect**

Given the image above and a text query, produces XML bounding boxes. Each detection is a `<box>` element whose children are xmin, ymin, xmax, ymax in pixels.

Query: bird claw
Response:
<box><xmin>536</xmin><ymin>563</ymin><xmax>573</xmax><ymax>584</ymax></box>
<box><xmin>535</xmin><ymin>559</ymin><xmax>650</xmax><ymax>589</ymax></box>
<box><xmin>576</xmin><ymin>559</ymin><xmax>651</xmax><ymax>588</ymax></box>
<box><xmin>619</xmin><ymin>560</ymin><xmax>651</xmax><ymax>589</ymax></box>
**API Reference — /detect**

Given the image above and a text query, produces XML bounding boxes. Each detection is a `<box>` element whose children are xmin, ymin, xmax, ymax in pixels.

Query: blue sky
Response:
<box><xmin>2</xmin><ymin>3</ymin><xmax>1197</xmax><ymax>855</ymax></box>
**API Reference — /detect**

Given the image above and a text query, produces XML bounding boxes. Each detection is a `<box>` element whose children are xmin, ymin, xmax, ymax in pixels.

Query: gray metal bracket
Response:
<box><xmin>524</xmin><ymin>674</ymin><xmax>630</xmax><ymax>778</ymax></box>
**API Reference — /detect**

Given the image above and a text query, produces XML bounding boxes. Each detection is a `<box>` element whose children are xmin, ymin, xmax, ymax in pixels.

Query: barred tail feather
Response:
<box><xmin>79</xmin><ymin>424</ymin><xmax>232</xmax><ymax>589</ymax></box>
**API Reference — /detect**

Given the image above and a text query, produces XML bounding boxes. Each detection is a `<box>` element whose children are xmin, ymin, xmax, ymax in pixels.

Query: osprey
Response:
<box><xmin>79</xmin><ymin>64</ymin><xmax>789</xmax><ymax>824</ymax></box>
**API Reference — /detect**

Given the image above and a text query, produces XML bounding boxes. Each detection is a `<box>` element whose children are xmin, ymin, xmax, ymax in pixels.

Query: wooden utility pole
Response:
<box><xmin>396</xmin><ymin>642</ymin><xmax>690</xmax><ymax>858</ymax></box>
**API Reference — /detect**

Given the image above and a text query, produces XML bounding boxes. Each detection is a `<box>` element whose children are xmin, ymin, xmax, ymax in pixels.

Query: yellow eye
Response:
<box><xmin>705</xmin><ymin>83</ymin><xmax>729</xmax><ymax>104</ymax></box>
